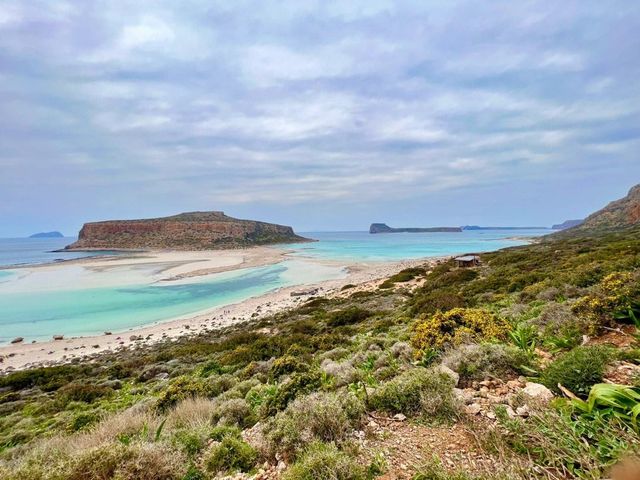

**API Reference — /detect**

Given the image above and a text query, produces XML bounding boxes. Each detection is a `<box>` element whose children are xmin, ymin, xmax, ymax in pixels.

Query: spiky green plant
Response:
<box><xmin>572</xmin><ymin>383</ymin><xmax>640</xmax><ymax>430</ymax></box>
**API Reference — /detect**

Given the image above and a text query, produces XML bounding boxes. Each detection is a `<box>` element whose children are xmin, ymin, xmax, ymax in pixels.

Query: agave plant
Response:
<box><xmin>571</xmin><ymin>383</ymin><xmax>640</xmax><ymax>430</ymax></box>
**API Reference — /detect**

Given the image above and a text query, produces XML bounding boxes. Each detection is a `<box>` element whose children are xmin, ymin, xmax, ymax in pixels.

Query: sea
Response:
<box><xmin>0</xmin><ymin>230</ymin><xmax>549</xmax><ymax>343</ymax></box>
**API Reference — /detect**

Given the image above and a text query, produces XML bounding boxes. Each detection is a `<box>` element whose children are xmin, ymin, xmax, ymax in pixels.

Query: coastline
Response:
<box><xmin>0</xmin><ymin>247</ymin><xmax>446</xmax><ymax>372</ymax></box>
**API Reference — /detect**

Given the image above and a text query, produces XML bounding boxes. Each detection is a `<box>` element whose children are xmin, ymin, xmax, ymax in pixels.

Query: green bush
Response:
<box><xmin>156</xmin><ymin>377</ymin><xmax>210</xmax><ymax>411</ymax></box>
<box><xmin>205</xmin><ymin>437</ymin><xmax>257</xmax><ymax>474</ymax></box>
<box><xmin>57</xmin><ymin>383</ymin><xmax>113</xmax><ymax>404</ymax></box>
<box><xmin>282</xmin><ymin>441</ymin><xmax>366</xmax><ymax>480</ymax></box>
<box><xmin>441</xmin><ymin>343</ymin><xmax>531</xmax><ymax>383</ymax></box>
<box><xmin>327</xmin><ymin>307</ymin><xmax>372</xmax><ymax>327</ymax></box>
<box><xmin>270</xmin><ymin>355</ymin><xmax>309</xmax><ymax>379</ymax></box>
<box><xmin>368</xmin><ymin>368</ymin><xmax>459</xmax><ymax>420</ymax></box>
<box><xmin>211</xmin><ymin>398</ymin><xmax>256</xmax><ymax>428</ymax></box>
<box><xmin>265</xmin><ymin>391</ymin><xmax>364</xmax><ymax>459</ymax></box>
<box><xmin>541</xmin><ymin>346</ymin><xmax>613</xmax><ymax>397</ymax></box>
<box><xmin>172</xmin><ymin>428</ymin><xmax>209</xmax><ymax>456</ymax></box>
<box><xmin>261</xmin><ymin>370</ymin><xmax>323</xmax><ymax>416</ymax></box>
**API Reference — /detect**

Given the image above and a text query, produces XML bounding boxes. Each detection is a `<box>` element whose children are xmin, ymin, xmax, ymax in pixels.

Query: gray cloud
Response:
<box><xmin>1</xmin><ymin>1</ymin><xmax>639</xmax><ymax>234</ymax></box>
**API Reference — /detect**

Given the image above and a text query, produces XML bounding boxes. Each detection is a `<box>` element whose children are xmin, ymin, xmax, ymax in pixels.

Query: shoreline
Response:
<box><xmin>0</xmin><ymin>253</ymin><xmax>446</xmax><ymax>372</ymax></box>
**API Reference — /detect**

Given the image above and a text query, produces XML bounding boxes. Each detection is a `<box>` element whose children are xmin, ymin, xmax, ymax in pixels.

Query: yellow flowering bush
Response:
<box><xmin>411</xmin><ymin>308</ymin><xmax>510</xmax><ymax>352</ymax></box>
<box><xmin>572</xmin><ymin>272</ymin><xmax>637</xmax><ymax>330</ymax></box>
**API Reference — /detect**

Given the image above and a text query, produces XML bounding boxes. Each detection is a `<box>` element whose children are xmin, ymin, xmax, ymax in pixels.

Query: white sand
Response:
<box><xmin>0</xmin><ymin>249</ymin><xmax>445</xmax><ymax>372</ymax></box>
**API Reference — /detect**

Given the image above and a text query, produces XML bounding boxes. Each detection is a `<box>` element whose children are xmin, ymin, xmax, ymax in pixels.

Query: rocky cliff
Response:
<box><xmin>64</xmin><ymin>211</ymin><xmax>309</xmax><ymax>250</ymax></box>
<box><xmin>567</xmin><ymin>184</ymin><xmax>640</xmax><ymax>233</ymax></box>
<box><xmin>551</xmin><ymin>219</ymin><xmax>584</xmax><ymax>230</ymax></box>
<box><xmin>370</xmin><ymin>223</ymin><xmax>462</xmax><ymax>233</ymax></box>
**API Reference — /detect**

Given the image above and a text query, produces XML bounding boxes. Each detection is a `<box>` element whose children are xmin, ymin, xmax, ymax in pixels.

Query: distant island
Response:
<box><xmin>462</xmin><ymin>225</ymin><xmax>548</xmax><ymax>231</ymax></box>
<box><xmin>370</xmin><ymin>223</ymin><xmax>462</xmax><ymax>234</ymax></box>
<box><xmin>64</xmin><ymin>211</ymin><xmax>309</xmax><ymax>250</ymax></box>
<box><xmin>29</xmin><ymin>231</ymin><xmax>64</xmax><ymax>238</ymax></box>
<box><xmin>551</xmin><ymin>219</ymin><xmax>584</xmax><ymax>230</ymax></box>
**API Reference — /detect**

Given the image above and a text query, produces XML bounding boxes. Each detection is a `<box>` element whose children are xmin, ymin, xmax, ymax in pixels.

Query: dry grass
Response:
<box><xmin>166</xmin><ymin>397</ymin><xmax>217</xmax><ymax>430</ymax></box>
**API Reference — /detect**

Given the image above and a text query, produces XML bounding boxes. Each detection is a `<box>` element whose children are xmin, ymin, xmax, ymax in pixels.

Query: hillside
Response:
<box><xmin>64</xmin><ymin>211</ymin><xmax>309</xmax><ymax>250</ymax></box>
<box><xmin>567</xmin><ymin>184</ymin><xmax>640</xmax><ymax>232</ymax></box>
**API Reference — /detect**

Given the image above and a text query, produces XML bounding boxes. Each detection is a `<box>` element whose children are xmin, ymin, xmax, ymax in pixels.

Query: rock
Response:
<box><xmin>505</xmin><ymin>405</ymin><xmax>517</xmax><ymax>418</ymax></box>
<box><xmin>104</xmin><ymin>331</ymin><xmax>112</xmax><ymax>335</ymax></box>
<box><xmin>466</xmin><ymin>403</ymin><xmax>482</xmax><ymax>415</ymax></box>
<box><xmin>522</xmin><ymin>382</ymin><xmax>554</xmax><ymax>402</ymax></box>
<box><xmin>53</xmin><ymin>335</ymin><xmax>64</xmax><ymax>341</ymax></box>
<box><xmin>486</xmin><ymin>411</ymin><xmax>496</xmax><ymax>420</ymax></box>
<box><xmin>435</xmin><ymin>365</ymin><xmax>460</xmax><ymax>386</ymax></box>
<box><xmin>10</xmin><ymin>337</ymin><xmax>24</xmax><ymax>344</ymax></box>
<box><xmin>393</xmin><ymin>413</ymin><xmax>407</xmax><ymax>421</ymax></box>
<box><xmin>64</xmin><ymin>211</ymin><xmax>308</xmax><ymax>250</ymax></box>
<box><xmin>516</xmin><ymin>405</ymin><xmax>530</xmax><ymax>417</ymax></box>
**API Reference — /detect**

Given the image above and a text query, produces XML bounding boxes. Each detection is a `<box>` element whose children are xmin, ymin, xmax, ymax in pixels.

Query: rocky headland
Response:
<box><xmin>64</xmin><ymin>211</ymin><xmax>309</xmax><ymax>250</ymax></box>
<box><xmin>369</xmin><ymin>223</ymin><xmax>462</xmax><ymax>234</ymax></box>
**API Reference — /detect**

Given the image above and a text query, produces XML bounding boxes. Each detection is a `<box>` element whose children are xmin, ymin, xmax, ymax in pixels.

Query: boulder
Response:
<box><xmin>522</xmin><ymin>382</ymin><xmax>554</xmax><ymax>402</ymax></box>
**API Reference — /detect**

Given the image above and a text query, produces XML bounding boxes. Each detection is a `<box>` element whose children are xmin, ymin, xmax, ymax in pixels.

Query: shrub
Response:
<box><xmin>411</xmin><ymin>308</ymin><xmax>510</xmax><ymax>352</ymax></box>
<box><xmin>571</xmin><ymin>272</ymin><xmax>639</xmax><ymax>331</ymax></box>
<box><xmin>327</xmin><ymin>307</ymin><xmax>372</xmax><ymax>327</ymax></box>
<box><xmin>205</xmin><ymin>436</ymin><xmax>257</xmax><ymax>474</ymax></box>
<box><xmin>156</xmin><ymin>377</ymin><xmax>210</xmax><ymax>411</ymax></box>
<box><xmin>57</xmin><ymin>383</ymin><xmax>113</xmax><ymax>404</ymax></box>
<box><xmin>368</xmin><ymin>368</ymin><xmax>459</xmax><ymax>420</ymax></box>
<box><xmin>379</xmin><ymin>267</ymin><xmax>426</xmax><ymax>289</ymax></box>
<box><xmin>212</xmin><ymin>398</ymin><xmax>256</xmax><ymax>428</ymax></box>
<box><xmin>282</xmin><ymin>441</ymin><xmax>366</xmax><ymax>480</ymax></box>
<box><xmin>264</xmin><ymin>391</ymin><xmax>364</xmax><ymax>459</ymax></box>
<box><xmin>172</xmin><ymin>428</ymin><xmax>209</xmax><ymax>456</ymax></box>
<box><xmin>270</xmin><ymin>355</ymin><xmax>309</xmax><ymax>379</ymax></box>
<box><xmin>320</xmin><ymin>359</ymin><xmax>359</xmax><ymax>387</ymax></box>
<box><xmin>441</xmin><ymin>343</ymin><xmax>531</xmax><ymax>384</ymax></box>
<box><xmin>261</xmin><ymin>370</ymin><xmax>323</xmax><ymax>416</ymax></box>
<box><xmin>541</xmin><ymin>346</ymin><xmax>613</xmax><ymax>397</ymax></box>
<box><xmin>209</xmin><ymin>425</ymin><xmax>242</xmax><ymax>441</ymax></box>
<box><xmin>67</xmin><ymin>442</ymin><xmax>187</xmax><ymax>480</ymax></box>
<box><xmin>410</xmin><ymin>289</ymin><xmax>466</xmax><ymax>315</ymax></box>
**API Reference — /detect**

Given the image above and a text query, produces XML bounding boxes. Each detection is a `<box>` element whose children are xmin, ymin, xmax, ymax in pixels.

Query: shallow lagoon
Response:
<box><xmin>0</xmin><ymin>260</ymin><xmax>345</xmax><ymax>343</ymax></box>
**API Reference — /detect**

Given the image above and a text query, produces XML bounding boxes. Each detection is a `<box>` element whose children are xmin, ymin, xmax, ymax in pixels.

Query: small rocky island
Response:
<box><xmin>370</xmin><ymin>223</ymin><xmax>462</xmax><ymax>234</ymax></box>
<box><xmin>29</xmin><ymin>231</ymin><xmax>64</xmax><ymax>238</ymax></box>
<box><xmin>64</xmin><ymin>211</ymin><xmax>309</xmax><ymax>250</ymax></box>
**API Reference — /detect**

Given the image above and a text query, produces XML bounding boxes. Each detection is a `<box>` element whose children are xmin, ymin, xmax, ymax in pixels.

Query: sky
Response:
<box><xmin>1</xmin><ymin>1</ymin><xmax>639</xmax><ymax>236</ymax></box>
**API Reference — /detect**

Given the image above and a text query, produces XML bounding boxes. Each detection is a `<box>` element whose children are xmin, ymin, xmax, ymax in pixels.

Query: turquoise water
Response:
<box><xmin>0</xmin><ymin>237</ymin><xmax>121</xmax><ymax>267</ymax></box>
<box><xmin>0</xmin><ymin>230</ymin><xmax>551</xmax><ymax>344</ymax></box>
<box><xmin>0</xmin><ymin>260</ymin><xmax>344</xmax><ymax>343</ymax></box>
<box><xmin>288</xmin><ymin>229</ymin><xmax>550</xmax><ymax>261</ymax></box>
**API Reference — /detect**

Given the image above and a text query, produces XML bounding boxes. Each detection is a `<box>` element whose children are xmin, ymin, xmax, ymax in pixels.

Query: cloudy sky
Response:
<box><xmin>1</xmin><ymin>1</ymin><xmax>639</xmax><ymax>236</ymax></box>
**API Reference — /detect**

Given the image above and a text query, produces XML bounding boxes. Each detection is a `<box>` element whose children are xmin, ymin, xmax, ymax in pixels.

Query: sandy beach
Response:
<box><xmin>0</xmin><ymin>247</ymin><xmax>444</xmax><ymax>372</ymax></box>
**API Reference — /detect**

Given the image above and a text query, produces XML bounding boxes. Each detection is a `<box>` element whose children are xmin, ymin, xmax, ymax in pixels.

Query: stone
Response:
<box><xmin>53</xmin><ymin>335</ymin><xmax>64</xmax><ymax>340</ymax></box>
<box><xmin>10</xmin><ymin>337</ymin><xmax>24</xmax><ymax>344</ymax></box>
<box><xmin>505</xmin><ymin>405</ymin><xmax>517</xmax><ymax>418</ymax></box>
<box><xmin>522</xmin><ymin>382</ymin><xmax>554</xmax><ymax>402</ymax></box>
<box><xmin>466</xmin><ymin>403</ymin><xmax>482</xmax><ymax>415</ymax></box>
<box><xmin>516</xmin><ymin>405</ymin><xmax>530</xmax><ymax>417</ymax></box>
<box><xmin>393</xmin><ymin>413</ymin><xmax>407</xmax><ymax>421</ymax></box>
